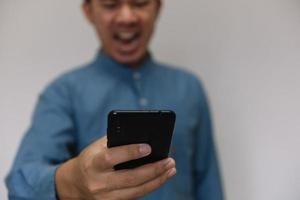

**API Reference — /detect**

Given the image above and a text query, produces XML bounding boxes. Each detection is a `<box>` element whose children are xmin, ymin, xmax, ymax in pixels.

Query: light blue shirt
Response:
<box><xmin>6</xmin><ymin>52</ymin><xmax>223</xmax><ymax>200</ymax></box>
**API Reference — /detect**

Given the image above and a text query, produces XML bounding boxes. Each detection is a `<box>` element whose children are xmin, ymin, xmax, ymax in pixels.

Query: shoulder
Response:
<box><xmin>57</xmin><ymin>62</ymin><xmax>98</xmax><ymax>85</ymax></box>
<box><xmin>40</xmin><ymin>62</ymin><xmax>97</xmax><ymax>99</ymax></box>
<box><xmin>46</xmin><ymin>61</ymin><xmax>98</xmax><ymax>88</ymax></box>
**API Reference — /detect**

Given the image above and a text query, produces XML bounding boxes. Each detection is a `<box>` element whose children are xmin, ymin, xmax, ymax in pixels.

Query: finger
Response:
<box><xmin>93</xmin><ymin>143</ymin><xmax>151</xmax><ymax>170</ymax></box>
<box><xmin>107</xmin><ymin>167</ymin><xmax>176</xmax><ymax>200</ymax></box>
<box><xmin>106</xmin><ymin>158</ymin><xmax>176</xmax><ymax>190</ymax></box>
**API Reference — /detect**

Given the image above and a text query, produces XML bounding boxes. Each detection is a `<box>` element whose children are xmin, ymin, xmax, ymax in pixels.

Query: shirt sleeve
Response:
<box><xmin>193</xmin><ymin>79</ymin><xmax>224</xmax><ymax>200</ymax></box>
<box><xmin>5</xmin><ymin>77</ymin><xmax>77</xmax><ymax>200</ymax></box>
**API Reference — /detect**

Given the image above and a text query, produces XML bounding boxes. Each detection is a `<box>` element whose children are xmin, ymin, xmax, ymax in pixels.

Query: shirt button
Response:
<box><xmin>133</xmin><ymin>72</ymin><xmax>141</xmax><ymax>80</ymax></box>
<box><xmin>139</xmin><ymin>98</ymin><xmax>148</xmax><ymax>106</ymax></box>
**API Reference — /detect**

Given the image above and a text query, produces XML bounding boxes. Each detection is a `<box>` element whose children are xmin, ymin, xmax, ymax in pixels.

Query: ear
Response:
<box><xmin>157</xmin><ymin>0</ymin><xmax>162</xmax><ymax>9</ymax></box>
<box><xmin>155</xmin><ymin>0</ymin><xmax>162</xmax><ymax>18</ymax></box>
<box><xmin>82</xmin><ymin>2</ymin><xmax>95</xmax><ymax>24</ymax></box>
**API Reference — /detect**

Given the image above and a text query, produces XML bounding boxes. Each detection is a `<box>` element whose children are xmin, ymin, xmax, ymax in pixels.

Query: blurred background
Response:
<box><xmin>1</xmin><ymin>0</ymin><xmax>300</xmax><ymax>199</ymax></box>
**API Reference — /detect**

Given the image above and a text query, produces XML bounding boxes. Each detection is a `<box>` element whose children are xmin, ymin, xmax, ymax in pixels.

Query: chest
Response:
<box><xmin>72</xmin><ymin>78</ymin><xmax>198</xmax><ymax>196</ymax></box>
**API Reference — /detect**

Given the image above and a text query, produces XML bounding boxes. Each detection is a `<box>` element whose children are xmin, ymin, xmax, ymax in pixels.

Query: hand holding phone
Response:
<box><xmin>56</xmin><ymin>136</ymin><xmax>176</xmax><ymax>200</ymax></box>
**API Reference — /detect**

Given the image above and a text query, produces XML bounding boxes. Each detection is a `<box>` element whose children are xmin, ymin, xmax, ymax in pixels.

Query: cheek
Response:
<box><xmin>143</xmin><ymin>20</ymin><xmax>156</xmax><ymax>41</ymax></box>
<box><xmin>140</xmin><ymin>14</ymin><xmax>157</xmax><ymax>34</ymax></box>
<box><xmin>95</xmin><ymin>16</ymin><xmax>114</xmax><ymax>39</ymax></box>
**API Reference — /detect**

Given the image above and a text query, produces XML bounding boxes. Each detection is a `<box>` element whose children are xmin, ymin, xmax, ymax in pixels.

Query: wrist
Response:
<box><xmin>55</xmin><ymin>158</ymin><xmax>83</xmax><ymax>199</ymax></box>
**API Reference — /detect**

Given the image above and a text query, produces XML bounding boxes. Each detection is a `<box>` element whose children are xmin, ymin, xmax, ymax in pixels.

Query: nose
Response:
<box><xmin>115</xmin><ymin>5</ymin><xmax>138</xmax><ymax>25</ymax></box>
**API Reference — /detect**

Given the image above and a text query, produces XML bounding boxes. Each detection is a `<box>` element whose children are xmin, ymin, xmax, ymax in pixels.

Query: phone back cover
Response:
<box><xmin>107</xmin><ymin>110</ymin><xmax>176</xmax><ymax>170</ymax></box>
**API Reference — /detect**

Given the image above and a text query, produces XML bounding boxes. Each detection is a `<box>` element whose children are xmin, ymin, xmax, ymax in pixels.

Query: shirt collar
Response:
<box><xmin>92</xmin><ymin>50</ymin><xmax>155</xmax><ymax>80</ymax></box>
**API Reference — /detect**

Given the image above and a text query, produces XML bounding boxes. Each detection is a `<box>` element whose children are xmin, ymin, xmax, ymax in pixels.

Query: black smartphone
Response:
<box><xmin>107</xmin><ymin>110</ymin><xmax>176</xmax><ymax>170</ymax></box>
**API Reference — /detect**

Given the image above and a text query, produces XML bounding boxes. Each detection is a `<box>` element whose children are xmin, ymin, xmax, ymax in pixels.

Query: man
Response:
<box><xmin>6</xmin><ymin>0</ymin><xmax>223</xmax><ymax>199</ymax></box>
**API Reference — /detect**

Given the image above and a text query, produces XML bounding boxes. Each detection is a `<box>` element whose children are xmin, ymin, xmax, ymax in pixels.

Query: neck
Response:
<box><xmin>127</xmin><ymin>53</ymin><xmax>150</xmax><ymax>69</ymax></box>
<box><xmin>100</xmin><ymin>49</ymin><xmax>150</xmax><ymax>69</ymax></box>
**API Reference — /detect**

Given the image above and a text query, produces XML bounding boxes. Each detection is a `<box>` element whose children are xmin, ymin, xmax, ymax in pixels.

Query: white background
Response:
<box><xmin>1</xmin><ymin>0</ymin><xmax>300</xmax><ymax>199</ymax></box>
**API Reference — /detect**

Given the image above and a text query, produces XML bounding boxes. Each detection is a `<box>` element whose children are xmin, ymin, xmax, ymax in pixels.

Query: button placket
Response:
<box><xmin>133</xmin><ymin>72</ymin><xmax>141</xmax><ymax>80</ymax></box>
<box><xmin>132</xmin><ymin>72</ymin><xmax>148</xmax><ymax>107</ymax></box>
<box><xmin>139</xmin><ymin>98</ymin><xmax>148</xmax><ymax>107</ymax></box>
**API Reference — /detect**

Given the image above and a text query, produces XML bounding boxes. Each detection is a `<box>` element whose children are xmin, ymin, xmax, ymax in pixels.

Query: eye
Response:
<box><xmin>100</xmin><ymin>0</ymin><xmax>119</xmax><ymax>10</ymax></box>
<box><xmin>132</xmin><ymin>0</ymin><xmax>150</xmax><ymax>7</ymax></box>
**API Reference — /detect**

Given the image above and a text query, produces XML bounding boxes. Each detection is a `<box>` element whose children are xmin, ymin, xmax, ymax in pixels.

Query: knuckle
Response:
<box><xmin>84</xmin><ymin>175</ymin><xmax>111</xmax><ymax>195</ymax></box>
<box><xmin>155</xmin><ymin>163</ymin><xmax>164</xmax><ymax>176</ymax></box>
<box><xmin>81</xmin><ymin>159</ymin><xmax>92</xmax><ymax>174</ymax></box>
<box><xmin>86</xmin><ymin>180</ymin><xmax>108</xmax><ymax>194</ymax></box>
<box><xmin>124</xmin><ymin>174</ymin><xmax>137</xmax><ymax>186</ymax></box>
<box><xmin>103</xmin><ymin>152</ymin><xmax>113</xmax><ymax>166</ymax></box>
<box><xmin>158</xmin><ymin>174</ymin><xmax>168</xmax><ymax>186</ymax></box>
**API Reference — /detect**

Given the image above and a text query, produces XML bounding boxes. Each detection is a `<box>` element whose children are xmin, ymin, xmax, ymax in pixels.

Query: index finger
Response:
<box><xmin>93</xmin><ymin>143</ymin><xmax>152</xmax><ymax>170</ymax></box>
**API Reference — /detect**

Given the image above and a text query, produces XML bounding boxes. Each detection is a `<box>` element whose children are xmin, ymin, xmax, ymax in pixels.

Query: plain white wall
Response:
<box><xmin>1</xmin><ymin>0</ymin><xmax>300</xmax><ymax>199</ymax></box>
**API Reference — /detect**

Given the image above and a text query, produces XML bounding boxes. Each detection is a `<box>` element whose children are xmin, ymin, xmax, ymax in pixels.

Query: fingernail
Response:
<box><xmin>167</xmin><ymin>168</ymin><xmax>177</xmax><ymax>178</ymax></box>
<box><xmin>165</xmin><ymin>159</ymin><xmax>175</xmax><ymax>169</ymax></box>
<box><xmin>139</xmin><ymin>144</ymin><xmax>151</xmax><ymax>155</ymax></box>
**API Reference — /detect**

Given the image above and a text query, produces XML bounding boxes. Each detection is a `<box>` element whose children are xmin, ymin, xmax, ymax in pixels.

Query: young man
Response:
<box><xmin>6</xmin><ymin>0</ymin><xmax>224</xmax><ymax>199</ymax></box>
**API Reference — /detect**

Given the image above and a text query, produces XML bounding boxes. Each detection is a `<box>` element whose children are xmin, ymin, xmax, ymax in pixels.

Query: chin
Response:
<box><xmin>113</xmin><ymin>51</ymin><xmax>146</xmax><ymax>66</ymax></box>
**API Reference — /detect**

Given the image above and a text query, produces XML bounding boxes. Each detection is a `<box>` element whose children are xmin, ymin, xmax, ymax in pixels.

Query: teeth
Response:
<box><xmin>117</xmin><ymin>32</ymin><xmax>136</xmax><ymax>40</ymax></box>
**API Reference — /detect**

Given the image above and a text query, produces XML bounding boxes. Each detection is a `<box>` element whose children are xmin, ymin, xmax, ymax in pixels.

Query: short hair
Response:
<box><xmin>84</xmin><ymin>0</ymin><xmax>91</xmax><ymax>3</ymax></box>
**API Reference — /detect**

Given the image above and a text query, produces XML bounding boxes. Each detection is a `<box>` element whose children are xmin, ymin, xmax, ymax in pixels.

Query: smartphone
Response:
<box><xmin>107</xmin><ymin>110</ymin><xmax>176</xmax><ymax>170</ymax></box>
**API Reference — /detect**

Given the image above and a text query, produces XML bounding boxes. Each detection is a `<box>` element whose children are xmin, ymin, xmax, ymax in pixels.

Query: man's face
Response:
<box><xmin>83</xmin><ymin>0</ymin><xmax>161</xmax><ymax>66</ymax></box>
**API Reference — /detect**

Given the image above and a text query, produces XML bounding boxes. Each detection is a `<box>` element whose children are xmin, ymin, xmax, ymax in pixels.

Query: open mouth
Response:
<box><xmin>113</xmin><ymin>31</ymin><xmax>141</xmax><ymax>44</ymax></box>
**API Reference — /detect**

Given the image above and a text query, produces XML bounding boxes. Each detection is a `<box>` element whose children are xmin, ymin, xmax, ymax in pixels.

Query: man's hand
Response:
<box><xmin>55</xmin><ymin>136</ymin><xmax>176</xmax><ymax>200</ymax></box>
